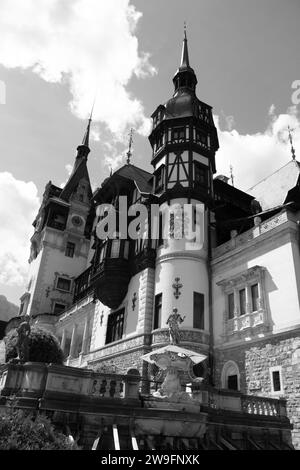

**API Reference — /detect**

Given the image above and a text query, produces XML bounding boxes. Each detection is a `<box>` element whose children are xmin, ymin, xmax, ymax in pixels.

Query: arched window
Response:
<box><xmin>221</xmin><ymin>360</ymin><xmax>240</xmax><ymax>391</ymax></box>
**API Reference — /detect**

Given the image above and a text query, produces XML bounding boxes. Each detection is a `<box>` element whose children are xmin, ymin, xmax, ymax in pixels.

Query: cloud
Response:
<box><xmin>0</xmin><ymin>172</ymin><xmax>40</xmax><ymax>287</ymax></box>
<box><xmin>215</xmin><ymin>106</ymin><xmax>300</xmax><ymax>191</ymax></box>
<box><xmin>59</xmin><ymin>163</ymin><xmax>73</xmax><ymax>188</ymax></box>
<box><xmin>0</xmin><ymin>0</ymin><xmax>156</xmax><ymax>136</ymax></box>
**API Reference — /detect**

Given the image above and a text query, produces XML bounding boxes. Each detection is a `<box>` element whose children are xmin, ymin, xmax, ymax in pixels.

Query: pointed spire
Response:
<box><xmin>126</xmin><ymin>128</ymin><xmax>134</xmax><ymax>165</ymax></box>
<box><xmin>288</xmin><ymin>126</ymin><xmax>296</xmax><ymax>160</ymax></box>
<box><xmin>180</xmin><ymin>22</ymin><xmax>190</xmax><ymax>69</ymax></box>
<box><xmin>173</xmin><ymin>24</ymin><xmax>197</xmax><ymax>93</ymax></box>
<box><xmin>76</xmin><ymin>103</ymin><xmax>95</xmax><ymax>161</ymax></box>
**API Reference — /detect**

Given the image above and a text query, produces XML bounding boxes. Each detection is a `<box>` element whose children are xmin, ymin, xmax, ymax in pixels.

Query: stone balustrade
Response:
<box><xmin>0</xmin><ymin>362</ymin><xmax>287</xmax><ymax>419</ymax></box>
<box><xmin>227</xmin><ymin>309</ymin><xmax>266</xmax><ymax>334</ymax></box>
<box><xmin>241</xmin><ymin>395</ymin><xmax>286</xmax><ymax>417</ymax></box>
<box><xmin>206</xmin><ymin>388</ymin><xmax>287</xmax><ymax>417</ymax></box>
<box><xmin>0</xmin><ymin>362</ymin><xmax>140</xmax><ymax>403</ymax></box>
<box><xmin>212</xmin><ymin>211</ymin><xmax>289</xmax><ymax>259</ymax></box>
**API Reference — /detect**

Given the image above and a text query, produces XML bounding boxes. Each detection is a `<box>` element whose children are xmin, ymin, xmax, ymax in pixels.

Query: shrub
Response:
<box><xmin>0</xmin><ymin>408</ymin><xmax>79</xmax><ymax>450</ymax></box>
<box><xmin>4</xmin><ymin>326</ymin><xmax>64</xmax><ymax>364</ymax></box>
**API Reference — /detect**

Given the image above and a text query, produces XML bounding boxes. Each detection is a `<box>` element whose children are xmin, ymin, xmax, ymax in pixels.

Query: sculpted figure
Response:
<box><xmin>166</xmin><ymin>308</ymin><xmax>185</xmax><ymax>345</ymax></box>
<box><xmin>16</xmin><ymin>321</ymin><xmax>31</xmax><ymax>363</ymax></box>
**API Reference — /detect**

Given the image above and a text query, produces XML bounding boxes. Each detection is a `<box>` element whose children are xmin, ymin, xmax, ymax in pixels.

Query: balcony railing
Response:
<box><xmin>213</xmin><ymin>211</ymin><xmax>289</xmax><ymax>258</ymax></box>
<box><xmin>227</xmin><ymin>309</ymin><xmax>267</xmax><ymax>334</ymax></box>
<box><xmin>47</xmin><ymin>220</ymin><xmax>66</xmax><ymax>231</ymax></box>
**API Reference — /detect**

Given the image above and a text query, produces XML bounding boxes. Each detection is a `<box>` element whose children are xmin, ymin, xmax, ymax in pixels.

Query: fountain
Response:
<box><xmin>142</xmin><ymin>308</ymin><xmax>207</xmax><ymax>409</ymax></box>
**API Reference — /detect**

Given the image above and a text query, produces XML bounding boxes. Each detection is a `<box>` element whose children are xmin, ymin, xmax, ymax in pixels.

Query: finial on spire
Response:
<box><xmin>180</xmin><ymin>22</ymin><xmax>190</xmax><ymax>68</ymax></box>
<box><xmin>126</xmin><ymin>128</ymin><xmax>134</xmax><ymax>165</ymax></box>
<box><xmin>288</xmin><ymin>126</ymin><xmax>296</xmax><ymax>160</ymax></box>
<box><xmin>230</xmin><ymin>164</ymin><xmax>235</xmax><ymax>187</ymax></box>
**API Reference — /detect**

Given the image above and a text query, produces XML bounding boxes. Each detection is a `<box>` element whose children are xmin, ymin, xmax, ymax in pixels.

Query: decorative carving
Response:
<box><xmin>132</xmin><ymin>292</ymin><xmax>137</xmax><ymax>311</ymax></box>
<box><xmin>45</xmin><ymin>286</ymin><xmax>51</xmax><ymax>298</ymax></box>
<box><xmin>172</xmin><ymin>277</ymin><xmax>183</xmax><ymax>299</ymax></box>
<box><xmin>152</xmin><ymin>329</ymin><xmax>209</xmax><ymax>346</ymax></box>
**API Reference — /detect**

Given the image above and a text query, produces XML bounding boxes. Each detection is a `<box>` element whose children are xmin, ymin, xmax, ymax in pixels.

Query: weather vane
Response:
<box><xmin>126</xmin><ymin>128</ymin><xmax>134</xmax><ymax>165</ymax></box>
<box><xmin>287</xmin><ymin>126</ymin><xmax>296</xmax><ymax>160</ymax></box>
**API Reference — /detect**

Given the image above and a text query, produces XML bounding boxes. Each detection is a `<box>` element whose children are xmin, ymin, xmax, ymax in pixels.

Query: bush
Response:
<box><xmin>4</xmin><ymin>326</ymin><xmax>64</xmax><ymax>364</ymax></box>
<box><xmin>0</xmin><ymin>408</ymin><xmax>79</xmax><ymax>450</ymax></box>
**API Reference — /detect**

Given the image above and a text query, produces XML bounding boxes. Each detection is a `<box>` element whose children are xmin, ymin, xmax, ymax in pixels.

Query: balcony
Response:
<box><xmin>227</xmin><ymin>309</ymin><xmax>267</xmax><ymax>334</ymax></box>
<box><xmin>73</xmin><ymin>266</ymin><xmax>94</xmax><ymax>303</ymax></box>
<box><xmin>91</xmin><ymin>258</ymin><xmax>130</xmax><ymax>310</ymax></box>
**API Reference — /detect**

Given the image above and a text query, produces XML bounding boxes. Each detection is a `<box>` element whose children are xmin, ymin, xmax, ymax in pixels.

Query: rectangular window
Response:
<box><xmin>172</xmin><ymin>127</ymin><xmax>185</xmax><ymax>142</ymax></box>
<box><xmin>155</xmin><ymin>166</ymin><xmax>165</xmax><ymax>192</ymax></box>
<box><xmin>158</xmin><ymin>212</ymin><xmax>163</xmax><ymax>247</ymax></box>
<box><xmin>251</xmin><ymin>283</ymin><xmax>259</xmax><ymax>311</ymax></box>
<box><xmin>106</xmin><ymin>309</ymin><xmax>125</xmax><ymax>344</ymax></box>
<box><xmin>53</xmin><ymin>303</ymin><xmax>66</xmax><ymax>315</ymax></box>
<box><xmin>153</xmin><ymin>293</ymin><xmax>162</xmax><ymax>330</ymax></box>
<box><xmin>195</xmin><ymin>129</ymin><xmax>207</xmax><ymax>146</ymax></box>
<box><xmin>56</xmin><ymin>277</ymin><xmax>71</xmax><ymax>292</ymax></box>
<box><xmin>194</xmin><ymin>162</ymin><xmax>208</xmax><ymax>187</ymax></box>
<box><xmin>228</xmin><ymin>293</ymin><xmax>235</xmax><ymax>319</ymax></box>
<box><xmin>239</xmin><ymin>288</ymin><xmax>246</xmax><ymax>315</ymax></box>
<box><xmin>193</xmin><ymin>292</ymin><xmax>204</xmax><ymax>329</ymax></box>
<box><xmin>65</xmin><ymin>242</ymin><xmax>75</xmax><ymax>258</ymax></box>
<box><xmin>272</xmin><ymin>370</ymin><xmax>281</xmax><ymax>392</ymax></box>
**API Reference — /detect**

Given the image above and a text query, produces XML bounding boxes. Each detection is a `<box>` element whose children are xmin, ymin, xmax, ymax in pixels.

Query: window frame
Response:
<box><xmin>53</xmin><ymin>302</ymin><xmax>67</xmax><ymax>315</ymax></box>
<box><xmin>194</xmin><ymin>161</ymin><xmax>209</xmax><ymax>188</ymax></box>
<box><xmin>153</xmin><ymin>293</ymin><xmax>162</xmax><ymax>330</ymax></box>
<box><xmin>269</xmin><ymin>366</ymin><xmax>283</xmax><ymax>395</ymax></box>
<box><xmin>193</xmin><ymin>292</ymin><xmax>205</xmax><ymax>330</ymax></box>
<box><xmin>65</xmin><ymin>241</ymin><xmax>76</xmax><ymax>258</ymax></box>
<box><xmin>105</xmin><ymin>308</ymin><xmax>125</xmax><ymax>345</ymax></box>
<box><xmin>56</xmin><ymin>276</ymin><xmax>72</xmax><ymax>292</ymax></box>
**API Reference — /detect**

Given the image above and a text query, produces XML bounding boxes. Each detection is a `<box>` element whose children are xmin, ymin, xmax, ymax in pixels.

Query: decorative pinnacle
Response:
<box><xmin>180</xmin><ymin>21</ymin><xmax>190</xmax><ymax>68</ymax></box>
<box><xmin>126</xmin><ymin>128</ymin><xmax>134</xmax><ymax>165</ymax></box>
<box><xmin>230</xmin><ymin>164</ymin><xmax>235</xmax><ymax>187</ymax></box>
<box><xmin>288</xmin><ymin>126</ymin><xmax>296</xmax><ymax>160</ymax></box>
<box><xmin>81</xmin><ymin>100</ymin><xmax>95</xmax><ymax>147</ymax></box>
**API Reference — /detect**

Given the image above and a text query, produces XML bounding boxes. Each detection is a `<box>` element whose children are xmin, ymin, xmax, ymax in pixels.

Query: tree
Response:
<box><xmin>0</xmin><ymin>408</ymin><xmax>79</xmax><ymax>450</ymax></box>
<box><xmin>4</xmin><ymin>326</ymin><xmax>64</xmax><ymax>364</ymax></box>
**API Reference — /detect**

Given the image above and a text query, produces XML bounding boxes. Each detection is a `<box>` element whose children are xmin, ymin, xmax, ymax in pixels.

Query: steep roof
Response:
<box><xmin>247</xmin><ymin>160</ymin><xmax>300</xmax><ymax>210</ymax></box>
<box><xmin>60</xmin><ymin>158</ymin><xmax>92</xmax><ymax>202</ymax></box>
<box><xmin>113</xmin><ymin>164</ymin><xmax>153</xmax><ymax>193</ymax></box>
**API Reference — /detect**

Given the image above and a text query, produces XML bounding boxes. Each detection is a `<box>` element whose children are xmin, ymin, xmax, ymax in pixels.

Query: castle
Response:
<box><xmin>16</xmin><ymin>31</ymin><xmax>300</xmax><ymax>448</ymax></box>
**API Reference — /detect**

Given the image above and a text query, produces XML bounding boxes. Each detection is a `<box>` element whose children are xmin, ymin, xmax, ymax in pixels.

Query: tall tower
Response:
<box><xmin>148</xmin><ymin>30</ymin><xmax>219</xmax><ymax>363</ymax></box>
<box><xmin>19</xmin><ymin>120</ymin><xmax>94</xmax><ymax>320</ymax></box>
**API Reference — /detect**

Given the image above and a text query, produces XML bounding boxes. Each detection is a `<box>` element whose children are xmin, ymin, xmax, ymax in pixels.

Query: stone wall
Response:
<box><xmin>214</xmin><ymin>329</ymin><xmax>300</xmax><ymax>449</ymax></box>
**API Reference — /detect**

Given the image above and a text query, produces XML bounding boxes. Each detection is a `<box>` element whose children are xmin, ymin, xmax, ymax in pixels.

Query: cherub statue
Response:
<box><xmin>166</xmin><ymin>308</ymin><xmax>185</xmax><ymax>345</ymax></box>
<box><xmin>15</xmin><ymin>321</ymin><xmax>31</xmax><ymax>363</ymax></box>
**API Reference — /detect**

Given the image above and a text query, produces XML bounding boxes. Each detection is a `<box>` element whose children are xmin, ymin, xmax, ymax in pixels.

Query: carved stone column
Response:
<box><xmin>233</xmin><ymin>288</ymin><xmax>239</xmax><ymax>331</ymax></box>
<box><xmin>245</xmin><ymin>284</ymin><xmax>251</xmax><ymax>314</ymax></box>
